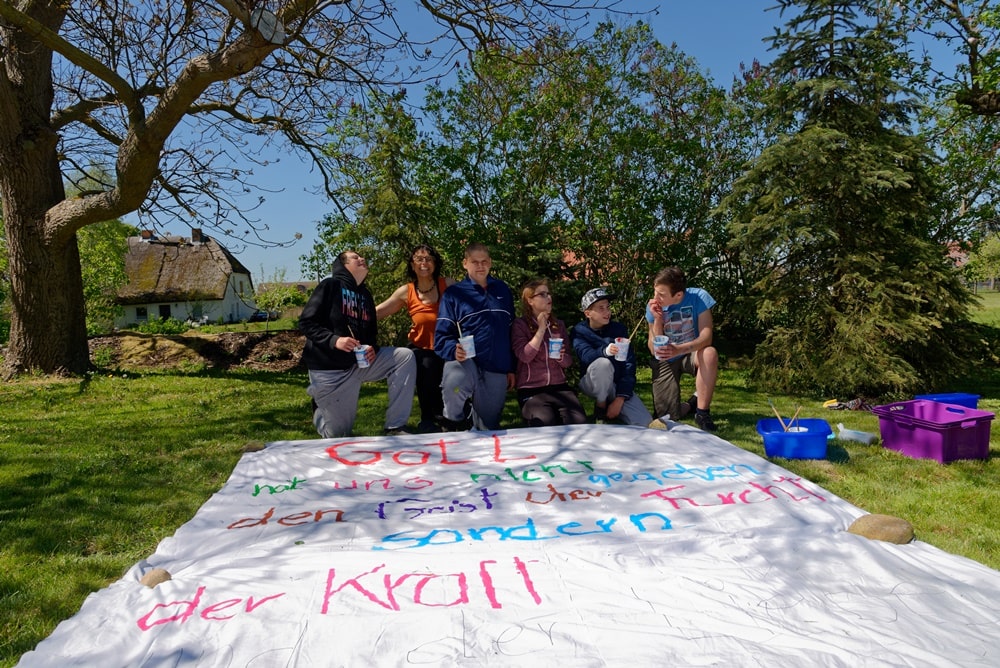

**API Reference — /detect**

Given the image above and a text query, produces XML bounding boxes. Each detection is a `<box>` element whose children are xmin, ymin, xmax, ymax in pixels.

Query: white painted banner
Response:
<box><xmin>19</xmin><ymin>424</ymin><xmax>1000</xmax><ymax>666</ymax></box>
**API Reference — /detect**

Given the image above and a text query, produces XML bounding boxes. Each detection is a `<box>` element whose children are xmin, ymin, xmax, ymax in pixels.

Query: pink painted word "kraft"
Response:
<box><xmin>325</xmin><ymin>434</ymin><xmax>535</xmax><ymax>467</ymax></box>
<box><xmin>135</xmin><ymin>557</ymin><xmax>543</xmax><ymax>631</ymax></box>
<box><xmin>322</xmin><ymin>557</ymin><xmax>542</xmax><ymax>612</ymax></box>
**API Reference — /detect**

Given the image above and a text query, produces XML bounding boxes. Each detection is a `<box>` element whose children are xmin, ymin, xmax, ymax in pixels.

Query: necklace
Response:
<box><xmin>416</xmin><ymin>282</ymin><xmax>436</xmax><ymax>295</ymax></box>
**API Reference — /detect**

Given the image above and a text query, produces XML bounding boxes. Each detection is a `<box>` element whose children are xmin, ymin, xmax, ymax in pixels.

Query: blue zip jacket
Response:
<box><xmin>570</xmin><ymin>319</ymin><xmax>637</xmax><ymax>398</ymax></box>
<box><xmin>434</xmin><ymin>275</ymin><xmax>515</xmax><ymax>374</ymax></box>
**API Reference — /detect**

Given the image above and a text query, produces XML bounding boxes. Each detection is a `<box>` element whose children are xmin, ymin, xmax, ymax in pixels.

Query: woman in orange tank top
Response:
<box><xmin>376</xmin><ymin>244</ymin><xmax>456</xmax><ymax>432</ymax></box>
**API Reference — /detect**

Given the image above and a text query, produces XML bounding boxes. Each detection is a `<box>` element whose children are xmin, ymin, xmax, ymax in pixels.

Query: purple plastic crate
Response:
<box><xmin>872</xmin><ymin>400</ymin><xmax>994</xmax><ymax>463</ymax></box>
<box><xmin>756</xmin><ymin>418</ymin><xmax>832</xmax><ymax>459</ymax></box>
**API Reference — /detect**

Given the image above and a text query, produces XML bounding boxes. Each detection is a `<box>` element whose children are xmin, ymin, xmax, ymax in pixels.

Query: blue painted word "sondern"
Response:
<box><xmin>372</xmin><ymin>513</ymin><xmax>672</xmax><ymax>550</ymax></box>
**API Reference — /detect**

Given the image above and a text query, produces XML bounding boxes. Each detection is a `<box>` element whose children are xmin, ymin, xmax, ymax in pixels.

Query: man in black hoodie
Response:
<box><xmin>299</xmin><ymin>251</ymin><xmax>416</xmax><ymax>437</ymax></box>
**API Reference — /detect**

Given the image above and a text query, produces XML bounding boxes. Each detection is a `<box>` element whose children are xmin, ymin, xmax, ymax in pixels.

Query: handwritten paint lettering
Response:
<box><xmin>332</xmin><ymin>476</ymin><xmax>434</xmax><ymax>491</ymax></box>
<box><xmin>375</xmin><ymin>487</ymin><xmax>498</xmax><ymax>520</ymax></box>
<box><xmin>525</xmin><ymin>483</ymin><xmax>603</xmax><ymax>504</ymax></box>
<box><xmin>227</xmin><ymin>506</ymin><xmax>345</xmax><ymax>530</ymax></box>
<box><xmin>252</xmin><ymin>476</ymin><xmax>307</xmax><ymax>496</ymax></box>
<box><xmin>640</xmin><ymin>476</ymin><xmax>826</xmax><ymax>508</ymax></box>
<box><xmin>320</xmin><ymin>557</ymin><xmax>542</xmax><ymax>612</ymax></box>
<box><xmin>589</xmin><ymin>462</ymin><xmax>763</xmax><ymax>488</ymax></box>
<box><xmin>325</xmin><ymin>434</ymin><xmax>535</xmax><ymax>467</ymax></box>
<box><xmin>373</xmin><ymin>513</ymin><xmax>672</xmax><ymax>550</ymax></box>
<box><xmin>136</xmin><ymin>587</ymin><xmax>286</xmax><ymax>631</ymax></box>
<box><xmin>471</xmin><ymin>460</ymin><xmax>595</xmax><ymax>484</ymax></box>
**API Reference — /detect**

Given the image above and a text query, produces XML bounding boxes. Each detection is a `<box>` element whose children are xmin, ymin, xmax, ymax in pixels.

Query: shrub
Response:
<box><xmin>134</xmin><ymin>317</ymin><xmax>190</xmax><ymax>335</ymax></box>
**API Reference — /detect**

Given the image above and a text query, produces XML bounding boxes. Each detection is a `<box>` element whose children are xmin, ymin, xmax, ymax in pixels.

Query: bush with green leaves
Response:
<box><xmin>133</xmin><ymin>317</ymin><xmax>190</xmax><ymax>335</ymax></box>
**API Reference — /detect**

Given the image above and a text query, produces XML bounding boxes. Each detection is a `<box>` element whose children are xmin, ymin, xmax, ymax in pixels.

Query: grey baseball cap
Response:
<box><xmin>580</xmin><ymin>287</ymin><xmax>614</xmax><ymax>311</ymax></box>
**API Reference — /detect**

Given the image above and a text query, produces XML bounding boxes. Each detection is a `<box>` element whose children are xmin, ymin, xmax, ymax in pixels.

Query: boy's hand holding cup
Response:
<box><xmin>653</xmin><ymin>334</ymin><xmax>671</xmax><ymax>360</ymax></box>
<box><xmin>457</xmin><ymin>334</ymin><xmax>476</xmax><ymax>360</ymax></box>
<box><xmin>613</xmin><ymin>337</ymin><xmax>630</xmax><ymax>361</ymax></box>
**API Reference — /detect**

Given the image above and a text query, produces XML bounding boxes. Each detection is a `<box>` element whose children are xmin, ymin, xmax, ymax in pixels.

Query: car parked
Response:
<box><xmin>248</xmin><ymin>310</ymin><xmax>279</xmax><ymax>322</ymax></box>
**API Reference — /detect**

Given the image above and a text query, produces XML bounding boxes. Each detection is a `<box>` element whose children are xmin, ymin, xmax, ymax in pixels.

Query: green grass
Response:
<box><xmin>972</xmin><ymin>288</ymin><xmax>1000</xmax><ymax>326</ymax></box>
<box><xmin>3</xmin><ymin>316</ymin><xmax>1000</xmax><ymax>665</ymax></box>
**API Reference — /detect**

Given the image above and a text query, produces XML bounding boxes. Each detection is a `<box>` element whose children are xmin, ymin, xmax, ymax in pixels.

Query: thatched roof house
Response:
<box><xmin>115</xmin><ymin>229</ymin><xmax>257</xmax><ymax>326</ymax></box>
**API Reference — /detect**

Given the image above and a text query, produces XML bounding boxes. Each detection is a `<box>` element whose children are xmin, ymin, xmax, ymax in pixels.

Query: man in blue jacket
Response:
<box><xmin>434</xmin><ymin>243</ymin><xmax>515</xmax><ymax>430</ymax></box>
<box><xmin>571</xmin><ymin>287</ymin><xmax>653</xmax><ymax>426</ymax></box>
<box><xmin>300</xmin><ymin>250</ymin><xmax>416</xmax><ymax>437</ymax></box>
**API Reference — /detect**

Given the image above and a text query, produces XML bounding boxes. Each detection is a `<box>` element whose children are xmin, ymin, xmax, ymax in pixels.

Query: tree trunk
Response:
<box><xmin>2</xmin><ymin>215</ymin><xmax>90</xmax><ymax>378</ymax></box>
<box><xmin>0</xmin><ymin>5</ymin><xmax>88</xmax><ymax>377</ymax></box>
<box><xmin>0</xmin><ymin>122</ymin><xmax>90</xmax><ymax>377</ymax></box>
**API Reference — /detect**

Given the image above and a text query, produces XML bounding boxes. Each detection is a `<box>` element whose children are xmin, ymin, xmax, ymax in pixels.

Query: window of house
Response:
<box><xmin>159</xmin><ymin>304</ymin><xmax>171</xmax><ymax>319</ymax></box>
<box><xmin>136</xmin><ymin>307</ymin><xmax>148</xmax><ymax>321</ymax></box>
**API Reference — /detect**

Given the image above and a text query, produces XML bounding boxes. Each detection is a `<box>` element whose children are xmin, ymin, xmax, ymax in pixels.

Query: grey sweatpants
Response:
<box><xmin>578</xmin><ymin>357</ymin><xmax>653</xmax><ymax>426</ymax></box>
<box><xmin>440</xmin><ymin>359</ymin><xmax>508</xmax><ymax>430</ymax></box>
<box><xmin>308</xmin><ymin>346</ymin><xmax>416</xmax><ymax>437</ymax></box>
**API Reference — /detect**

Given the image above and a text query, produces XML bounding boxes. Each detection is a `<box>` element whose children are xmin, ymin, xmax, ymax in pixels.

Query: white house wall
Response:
<box><xmin>114</xmin><ymin>273</ymin><xmax>256</xmax><ymax>327</ymax></box>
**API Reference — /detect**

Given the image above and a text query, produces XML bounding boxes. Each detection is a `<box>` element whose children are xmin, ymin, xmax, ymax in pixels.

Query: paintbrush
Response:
<box><xmin>628</xmin><ymin>315</ymin><xmax>646</xmax><ymax>342</ymax></box>
<box><xmin>788</xmin><ymin>405</ymin><xmax>802</xmax><ymax>430</ymax></box>
<box><xmin>767</xmin><ymin>398</ymin><xmax>788</xmax><ymax>431</ymax></box>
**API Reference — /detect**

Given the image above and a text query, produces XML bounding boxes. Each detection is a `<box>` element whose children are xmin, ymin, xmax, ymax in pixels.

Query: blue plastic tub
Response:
<box><xmin>756</xmin><ymin>418</ymin><xmax>832</xmax><ymax>459</ymax></box>
<box><xmin>914</xmin><ymin>393</ymin><xmax>980</xmax><ymax>409</ymax></box>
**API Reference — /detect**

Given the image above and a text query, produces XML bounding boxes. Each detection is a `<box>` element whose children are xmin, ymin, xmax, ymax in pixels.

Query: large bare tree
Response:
<box><xmin>0</xmin><ymin>0</ymin><xmax>614</xmax><ymax>377</ymax></box>
<box><xmin>901</xmin><ymin>1</ymin><xmax>1000</xmax><ymax>114</ymax></box>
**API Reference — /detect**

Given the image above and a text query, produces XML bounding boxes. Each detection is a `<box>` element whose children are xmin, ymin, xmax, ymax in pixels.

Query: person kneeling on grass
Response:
<box><xmin>433</xmin><ymin>243</ymin><xmax>515</xmax><ymax>431</ymax></box>
<box><xmin>571</xmin><ymin>287</ymin><xmax>653</xmax><ymax>427</ymax></box>
<box><xmin>300</xmin><ymin>250</ymin><xmax>416</xmax><ymax>437</ymax></box>
<box><xmin>646</xmin><ymin>266</ymin><xmax>719</xmax><ymax>432</ymax></box>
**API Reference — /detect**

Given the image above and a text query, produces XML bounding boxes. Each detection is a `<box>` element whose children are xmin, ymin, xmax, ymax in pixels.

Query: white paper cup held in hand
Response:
<box><xmin>614</xmin><ymin>337</ymin><xmax>629</xmax><ymax>361</ymax></box>
<box><xmin>458</xmin><ymin>334</ymin><xmax>477</xmax><ymax>359</ymax></box>
<box><xmin>547</xmin><ymin>337</ymin><xmax>563</xmax><ymax>359</ymax></box>
<box><xmin>653</xmin><ymin>334</ymin><xmax>670</xmax><ymax>360</ymax></box>
<box><xmin>354</xmin><ymin>344</ymin><xmax>370</xmax><ymax>368</ymax></box>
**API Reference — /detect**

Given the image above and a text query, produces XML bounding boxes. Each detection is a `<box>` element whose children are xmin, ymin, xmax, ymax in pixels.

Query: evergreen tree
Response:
<box><xmin>721</xmin><ymin>0</ymin><xmax>982</xmax><ymax>397</ymax></box>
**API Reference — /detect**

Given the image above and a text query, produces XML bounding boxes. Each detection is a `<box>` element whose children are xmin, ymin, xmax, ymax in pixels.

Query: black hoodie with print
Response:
<box><xmin>299</xmin><ymin>257</ymin><xmax>378</xmax><ymax>370</ymax></box>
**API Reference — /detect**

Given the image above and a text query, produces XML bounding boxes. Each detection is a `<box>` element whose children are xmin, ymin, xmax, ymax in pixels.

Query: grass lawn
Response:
<box><xmin>2</xmin><ymin>304</ymin><xmax>1000</xmax><ymax>665</ymax></box>
<box><xmin>972</xmin><ymin>288</ymin><xmax>1000</xmax><ymax>326</ymax></box>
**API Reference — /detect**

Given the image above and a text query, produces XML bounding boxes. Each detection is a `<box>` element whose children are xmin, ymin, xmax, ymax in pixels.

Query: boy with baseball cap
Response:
<box><xmin>571</xmin><ymin>287</ymin><xmax>653</xmax><ymax>426</ymax></box>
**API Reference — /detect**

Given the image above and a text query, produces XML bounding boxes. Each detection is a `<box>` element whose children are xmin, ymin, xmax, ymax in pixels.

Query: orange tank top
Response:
<box><xmin>405</xmin><ymin>277</ymin><xmax>447</xmax><ymax>349</ymax></box>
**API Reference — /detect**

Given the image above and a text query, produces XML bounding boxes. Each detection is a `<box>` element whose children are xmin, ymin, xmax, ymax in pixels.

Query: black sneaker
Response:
<box><xmin>685</xmin><ymin>394</ymin><xmax>698</xmax><ymax>417</ymax></box>
<box><xmin>416</xmin><ymin>419</ymin><xmax>441</xmax><ymax>434</ymax></box>
<box><xmin>383</xmin><ymin>425</ymin><xmax>415</xmax><ymax>436</ymax></box>
<box><xmin>695</xmin><ymin>412</ymin><xmax>717</xmax><ymax>432</ymax></box>
<box><xmin>593</xmin><ymin>405</ymin><xmax>608</xmax><ymax>424</ymax></box>
<box><xmin>438</xmin><ymin>415</ymin><xmax>472</xmax><ymax>432</ymax></box>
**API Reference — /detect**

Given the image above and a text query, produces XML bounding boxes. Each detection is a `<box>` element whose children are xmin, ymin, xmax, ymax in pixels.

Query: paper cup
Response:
<box><xmin>653</xmin><ymin>334</ymin><xmax>670</xmax><ymax>360</ymax></box>
<box><xmin>458</xmin><ymin>334</ymin><xmax>476</xmax><ymax>359</ymax></box>
<box><xmin>354</xmin><ymin>344</ymin><xmax>370</xmax><ymax>368</ymax></box>
<box><xmin>614</xmin><ymin>337</ymin><xmax>629</xmax><ymax>361</ymax></box>
<box><xmin>547</xmin><ymin>337</ymin><xmax>563</xmax><ymax>359</ymax></box>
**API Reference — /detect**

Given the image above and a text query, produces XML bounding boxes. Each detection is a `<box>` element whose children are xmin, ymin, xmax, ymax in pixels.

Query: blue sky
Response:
<box><xmin>178</xmin><ymin>1</ymin><xmax>783</xmax><ymax>283</ymax></box>
<box><xmin>180</xmin><ymin>1</ymin><xmax>934</xmax><ymax>283</ymax></box>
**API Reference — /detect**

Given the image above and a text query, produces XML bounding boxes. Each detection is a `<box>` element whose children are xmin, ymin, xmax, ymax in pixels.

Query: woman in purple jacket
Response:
<box><xmin>511</xmin><ymin>279</ymin><xmax>587</xmax><ymax>427</ymax></box>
